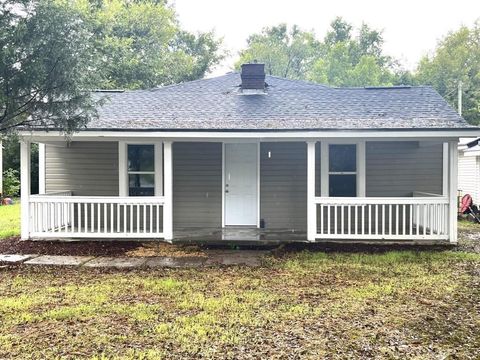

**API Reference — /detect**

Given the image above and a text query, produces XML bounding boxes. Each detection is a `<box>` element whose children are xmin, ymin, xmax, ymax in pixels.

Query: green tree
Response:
<box><xmin>415</xmin><ymin>22</ymin><xmax>480</xmax><ymax>124</ymax></box>
<box><xmin>236</xmin><ymin>24</ymin><xmax>320</xmax><ymax>79</ymax></box>
<box><xmin>0</xmin><ymin>0</ymin><xmax>99</xmax><ymax>134</ymax></box>
<box><xmin>1</xmin><ymin>136</ymin><xmax>38</xmax><ymax>194</ymax></box>
<box><xmin>73</xmin><ymin>0</ymin><xmax>223</xmax><ymax>90</ymax></box>
<box><xmin>236</xmin><ymin>18</ymin><xmax>398</xmax><ymax>87</ymax></box>
<box><xmin>308</xmin><ymin>18</ymin><xmax>395</xmax><ymax>86</ymax></box>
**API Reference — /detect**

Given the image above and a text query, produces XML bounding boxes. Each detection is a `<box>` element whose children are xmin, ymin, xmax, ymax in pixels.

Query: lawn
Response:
<box><xmin>0</xmin><ymin>203</ymin><xmax>20</xmax><ymax>239</ymax></box>
<box><xmin>0</xmin><ymin>250</ymin><xmax>479</xmax><ymax>358</ymax></box>
<box><xmin>0</xmin><ymin>210</ymin><xmax>479</xmax><ymax>358</ymax></box>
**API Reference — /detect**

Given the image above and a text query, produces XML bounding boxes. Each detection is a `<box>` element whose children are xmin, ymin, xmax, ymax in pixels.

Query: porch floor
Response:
<box><xmin>173</xmin><ymin>227</ymin><xmax>308</xmax><ymax>244</ymax></box>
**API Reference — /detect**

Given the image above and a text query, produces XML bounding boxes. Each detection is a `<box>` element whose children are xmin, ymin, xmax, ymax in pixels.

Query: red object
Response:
<box><xmin>460</xmin><ymin>194</ymin><xmax>473</xmax><ymax>214</ymax></box>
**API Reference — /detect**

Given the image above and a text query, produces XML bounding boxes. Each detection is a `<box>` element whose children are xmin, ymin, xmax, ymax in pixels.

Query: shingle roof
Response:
<box><xmin>90</xmin><ymin>72</ymin><xmax>472</xmax><ymax>131</ymax></box>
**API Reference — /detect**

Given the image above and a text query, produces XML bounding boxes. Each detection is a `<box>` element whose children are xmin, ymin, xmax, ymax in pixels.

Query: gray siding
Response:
<box><xmin>260</xmin><ymin>142</ymin><xmax>307</xmax><ymax>230</ymax></box>
<box><xmin>366</xmin><ymin>141</ymin><xmax>443</xmax><ymax>197</ymax></box>
<box><xmin>45</xmin><ymin>141</ymin><xmax>119</xmax><ymax>196</ymax></box>
<box><xmin>173</xmin><ymin>142</ymin><xmax>222</xmax><ymax>228</ymax></box>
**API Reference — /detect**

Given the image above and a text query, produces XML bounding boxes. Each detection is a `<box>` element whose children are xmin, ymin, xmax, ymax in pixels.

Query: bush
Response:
<box><xmin>2</xmin><ymin>168</ymin><xmax>20</xmax><ymax>197</ymax></box>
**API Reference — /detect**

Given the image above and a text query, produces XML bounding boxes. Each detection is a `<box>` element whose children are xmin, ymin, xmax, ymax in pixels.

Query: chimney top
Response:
<box><xmin>240</xmin><ymin>63</ymin><xmax>266</xmax><ymax>92</ymax></box>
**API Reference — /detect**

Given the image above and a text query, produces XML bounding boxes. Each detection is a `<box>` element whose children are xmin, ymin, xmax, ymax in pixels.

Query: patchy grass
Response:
<box><xmin>0</xmin><ymin>250</ymin><xmax>479</xmax><ymax>358</ymax></box>
<box><xmin>0</xmin><ymin>203</ymin><xmax>20</xmax><ymax>239</ymax></box>
<box><xmin>458</xmin><ymin>218</ymin><xmax>480</xmax><ymax>231</ymax></box>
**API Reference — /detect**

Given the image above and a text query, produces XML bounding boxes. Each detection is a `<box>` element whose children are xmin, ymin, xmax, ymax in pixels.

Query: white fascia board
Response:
<box><xmin>18</xmin><ymin>129</ymin><xmax>480</xmax><ymax>142</ymax></box>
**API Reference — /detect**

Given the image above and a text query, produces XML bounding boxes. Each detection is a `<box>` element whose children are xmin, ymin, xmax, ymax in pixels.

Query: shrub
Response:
<box><xmin>2</xmin><ymin>168</ymin><xmax>20</xmax><ymax>197</ymax></box>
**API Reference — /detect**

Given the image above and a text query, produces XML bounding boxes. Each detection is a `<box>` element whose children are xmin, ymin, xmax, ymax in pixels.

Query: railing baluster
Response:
<box><xmin>395</xmin><ymin>204</ymin><xmax>399</xmax><ymax>235</ymax></box>
<box><xmin>90</xmin><ymin>203</ymin><xmax>94</xmax><ymax>233</ymax></box>
<box><xmin>340</xmin><ymin>205</ymin><xmax>344</xmax><ymax>235</ymax></box>
<box><xmin>143</xmin><ymin>204</ymin><xmax>147</xmax><ymax>233</ymax></box>
<box><xmin>402</xmin><ymin>204</ymin><xmax>406</xmax><ymax>236</ymax></box>
<box><xmin>149</xmin><ymin>204</ymin><xmax>153</xmax><ymax>234</ymax></box>
<box><xmin>361</xmin><ymin>205</ymin><xmax>365</xmax><ymax>235</ymax></box>
<box><xmin>368</xmin><ymin>204</ymin><xmax>373</xmax><ymax>235</ymax></box>
<box><xmin>50</xmin><ymin>202</ymin><xmax>55</xmax><ymax>231</ymax></box>
<box><xmin>136</xmin><ymin>204</ymin><xmax>140</xmax><ymax>234</ymax></box>
<box><xmin>103</xmin><ymin>203</ymin><xmax>106</xmax><ymax>234</ymax></box>
<box><xmin>354</xmin><ymin>205</ymin><xmax>358</xmax><ymax>235</ymax></box>
<box><xmin>347</xmin><ymin>205</ymin><xmax>351</xmax><ymax>235</ymax></box>
<box><xmin>334</xmin><ymin>205</ymin><xmax>337</xmax><ymax>235</ymax></box>
<box><xmin>110</xmin><ymin>203</ymin><xmax>114</xmax><ymax>234</ymax></box>
<box><xmin>388</xmin><ymin>205</ymin><xmax>392</xmax><ymax>235</ymax></box>
<box><xmin>69</xmin><ymin>202</ymin><xmax>73</xmax><ymax>234</ymax></box>
<box><xmin>381</xmin><ymin>204</ymin><xmax>385</xmax><ymax>236</ymax></box>
<box><xmin>423</xmin><ymin>205</ymin><xmax>427</xmax><ymax>236</ymax></box>
<box><xmin>320</xmin><ymin>205</ymin><xmax>324</xmax><ymax>235</ymax></box>
<box><xmin>325</xmin><ymin>206</ymin><xmax>329</xmax><ymax>235</ymax></box>
<box><xmin>130</xmin><ymin>204</ymin><xmax>133</xmax><ymax>233</ymax></box>
<box><xmin>124</xmin><ymin>204</ymin><xmax>128</xmax><ymax>234</ymax></box>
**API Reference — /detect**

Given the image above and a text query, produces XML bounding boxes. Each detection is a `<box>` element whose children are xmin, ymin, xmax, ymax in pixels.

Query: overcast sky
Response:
<box><xmin>174</xmin><ymin>0</ymin><xmax>480</xmax><ymax>76</ymax></box>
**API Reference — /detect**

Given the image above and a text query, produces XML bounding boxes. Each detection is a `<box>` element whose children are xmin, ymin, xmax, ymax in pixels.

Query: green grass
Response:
<box><xmin>0</xmin><ymin>203</ymin><xmax>20</xmax><ymax>239</ymax></box>
<box><xmin>0</xmin><ymin>250</ymin><xmax>479</xmax><ymax>358</ymax></box>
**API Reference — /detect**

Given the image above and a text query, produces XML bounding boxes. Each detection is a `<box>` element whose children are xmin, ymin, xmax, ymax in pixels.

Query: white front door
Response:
<box><xmin>224</xmin><ymin>143</ymin><xmax>258</xmax><ymax>226</ymax></box>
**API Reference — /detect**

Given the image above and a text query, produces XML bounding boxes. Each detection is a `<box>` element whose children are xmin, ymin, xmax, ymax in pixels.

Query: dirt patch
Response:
<box><xmin>457</xmin><ymin>231</ymin><xmax>480</xmax><ymax>253</ymax></box>
<box><xmin>125</xmin><ymin>242</ymin><xmax>207</xmax><ymax>257</ymax></box>
<box><xmin>0</xmin><ymin>237</ymin><xmax>204</xmax><ymax>257</ymax></box>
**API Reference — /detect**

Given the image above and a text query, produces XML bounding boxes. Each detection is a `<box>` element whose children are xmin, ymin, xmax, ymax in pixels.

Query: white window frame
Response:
<box><xmin>320</xmin><ymin>140</ymin><xmax>366</xmax><ymax>197</ymax></box>
<box><xmin>119</xmin><ymin>141</ymin><xmax>163</xmax><ymax>197</ymax></box>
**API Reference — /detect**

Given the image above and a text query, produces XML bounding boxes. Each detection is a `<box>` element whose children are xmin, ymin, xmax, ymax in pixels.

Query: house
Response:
<box><xmin>19</xmin><ymin>63</ymin><xmax>479</xmax><ymax>243</ymax></box>
<box><xmin>458</xmin><ymin>137</ymin><xmax>480</xmax><ymax>203</ymax></box>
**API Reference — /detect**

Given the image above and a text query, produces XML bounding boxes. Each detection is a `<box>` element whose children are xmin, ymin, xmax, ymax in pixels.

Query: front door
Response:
<box><xmin>224</xmin><ymin>143</ymin><xmax>258</xmax><ymax>226</ymax></box>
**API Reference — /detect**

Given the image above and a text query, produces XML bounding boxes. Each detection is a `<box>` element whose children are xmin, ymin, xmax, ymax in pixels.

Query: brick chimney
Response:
<box><xmin>240</xmin><ymin>63</ymin><xmax>265</xmax><ymax>90</ymax></box>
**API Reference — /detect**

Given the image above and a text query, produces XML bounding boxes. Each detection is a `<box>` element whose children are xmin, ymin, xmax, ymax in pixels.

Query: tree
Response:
<box><xmin>73</xmin><ymin>0</ymin><xmax>223</xmax><ymax>90</ymax></box>
<box><xmin>415</xmin><ymin>22</ymin><xmax>480</xmax><ymax>124</ymax></box>
<box><xmin>308</xmin><ymin>18</ymin><xmax>395</xmax><ymax>86</ymax></box>
<box><xmin>0</xmin><ymin>0</ymin><xmax>99</xmax><ymax>134</ymax></box>
<box><xmin>1</xmin><ymin>136</ymin><xmax>38</xmax><ymax>193</ymax></box>
<box><xmin>236</xmin><ymin>18</ymin><xmax>399</xmax><ymax>87</ymax></box>
<box><xmin>236</xmin><ymin>24</ymin><xmax>320</xmax><ymax>79</ymax></box>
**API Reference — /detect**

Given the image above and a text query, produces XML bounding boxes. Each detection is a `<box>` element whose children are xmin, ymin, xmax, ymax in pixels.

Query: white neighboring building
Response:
<box><xmin>458</xmin><ymin>138</ymin><xmax>480</xmax><ymax>204</ymax></box>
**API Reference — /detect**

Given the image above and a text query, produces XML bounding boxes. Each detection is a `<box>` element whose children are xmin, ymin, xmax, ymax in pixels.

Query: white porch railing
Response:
<box><xmin>29</xmin><ymin>195</ymin><xmax>165</xmax><ymax>238</ymax></box>
<box><xmin>315</xmin><ymin>196</ymin><xmax>450</xmax><ymax>240</ymax></box>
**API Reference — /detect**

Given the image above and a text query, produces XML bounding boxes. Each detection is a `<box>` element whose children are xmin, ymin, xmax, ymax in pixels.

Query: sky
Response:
<box><xmin>174</xmin><ymin>0</ymin><xmax>480</xmax><ymax>76</ymax></box>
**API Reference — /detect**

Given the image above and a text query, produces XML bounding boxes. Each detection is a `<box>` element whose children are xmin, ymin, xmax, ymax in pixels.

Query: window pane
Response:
<box><xmin>329</xmin><ymin>144</ymin><xmax>356</xmax><ymax>172</ymax></box>
<box><xmin>329</xmin><ymin>175</ymin><xmax>356</xmax><ymax>197</ymax></box>
<box><xmin>128</xmin><ymin>145</ymin><xmax>154</xmax><ymax>172</ymax></box>
<box><xmin>129</xmin><ymin>174</ymin><xmax>155</xmax><ymax>196</ymax></box>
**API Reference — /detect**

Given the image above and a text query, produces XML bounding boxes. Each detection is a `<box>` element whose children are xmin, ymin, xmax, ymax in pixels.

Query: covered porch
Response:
<box><xmin>19</xmin><ymin>134</ymin><xmax>459</xmax><ymax>243</ymax></box>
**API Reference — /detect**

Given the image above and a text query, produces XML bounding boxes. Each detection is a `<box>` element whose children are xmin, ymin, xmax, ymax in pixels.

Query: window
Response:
<box><xmin>127</xmin><ymin>144</ymin><xmax>155</xmax><ymax>196</ymax></box>
<box><xmin>328</xmin><ymin>144</ymin><xmax>356</xmax><ymax>197</ymax></box>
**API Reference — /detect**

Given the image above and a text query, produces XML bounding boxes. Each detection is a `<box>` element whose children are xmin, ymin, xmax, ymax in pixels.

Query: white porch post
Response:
<box><xmin>118</xmin><ymin>141</ymin><xmax>127</xmax><ymax>196</ymax></box>
<box><xmin>442</xmin><ymin>142</ymin><xmax>449</xmax><ymax>196</ymax></box>
<box><xmin>38</xmin><ymin>143</ymin><xmax>45</xmax><ymax>194</ymax></box>
<box><xmin>20</xmin><ymin>141</ymin><xmax>31</xmax><ymax>240</ymax></box>
<box><xmin>448</xmin><ymin>141</ymin><xmax>458</xmax><ymax>243</ymax></box>
<box><xmin>163</xmin><ymin>141</ymin><xmax>173</xmax><ymax>240</ymax></box>
<box><xmin>307</xmin><ymin>141</ymin><xmax>316</xmax><ymax>241</ymax></box>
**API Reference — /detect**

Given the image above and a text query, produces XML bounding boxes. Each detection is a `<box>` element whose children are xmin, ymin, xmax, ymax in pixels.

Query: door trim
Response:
<box><xmin>222</xmin><ymin>141</ymin><xmax>260</xmax><ymax>228</ymax></box>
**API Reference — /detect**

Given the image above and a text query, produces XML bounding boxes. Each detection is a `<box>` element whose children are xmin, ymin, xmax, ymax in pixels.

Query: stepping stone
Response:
<box><xmin>145</xmin><ymin>256</ymin><xmax>206</xmax><ymax>268</ymax></box>
<box><xmin>83</xmin><ymin>256</ymin><xmax>146</xmax><ymax>269</ymax></box>
<box><xmin>0</xmin><ymin>254</ymin><xmax>35</xmax><ymax>264</ymax></box>
<box><xmin>24</xmin><ymin>255</ymin><xmax>93</xmax><ymax>266</ymax></box>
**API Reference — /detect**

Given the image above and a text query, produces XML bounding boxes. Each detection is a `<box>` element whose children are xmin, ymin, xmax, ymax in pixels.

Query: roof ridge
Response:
<box><xmin>150</xmin><ymin>73</ymin><xmax>239</xmax><ymax>92</ymax></box>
